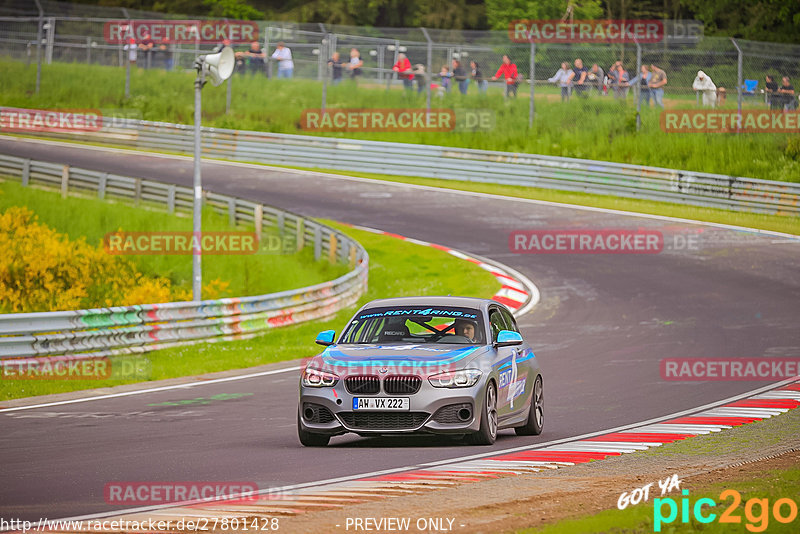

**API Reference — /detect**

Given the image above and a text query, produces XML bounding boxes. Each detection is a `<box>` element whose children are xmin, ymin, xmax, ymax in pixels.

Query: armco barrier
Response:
<box><xmin>15</xmin><ymin>117</ymin><xmax>800</xmax><ymax>216</ymax></box>
<box><xmin>0</xmin><ymin>154</ymin><xmax>368</xmax><ymax>358</ymax></box>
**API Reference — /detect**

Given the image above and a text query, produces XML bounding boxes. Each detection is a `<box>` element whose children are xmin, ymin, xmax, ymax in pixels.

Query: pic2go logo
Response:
<box><xmin>654</xmin><ymin>489</ymin><xmax>799</xmax><ymax>532</ymax></box>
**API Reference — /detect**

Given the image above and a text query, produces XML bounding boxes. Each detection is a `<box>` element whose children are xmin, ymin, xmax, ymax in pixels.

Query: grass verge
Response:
<box><xmin>0</xmin><ymin>221</ymin><xmax>501</xmax><ymax>400</ymax></box>
<box><xmin>2</xmin><ymin>58</ymin><xmax>799</xmax><ymax>181</ymax></box>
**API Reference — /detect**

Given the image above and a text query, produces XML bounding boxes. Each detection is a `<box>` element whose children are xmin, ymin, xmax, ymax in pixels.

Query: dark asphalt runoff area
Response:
<box><xmin>1</xmin><ymin>136</ymin><xmax>798</xmax><ymax>521</ymax></box>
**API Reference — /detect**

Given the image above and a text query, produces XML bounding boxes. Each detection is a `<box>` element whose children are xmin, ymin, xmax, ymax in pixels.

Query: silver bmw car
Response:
<box><xmin>297</xmin><ymin>296</ymin><xmax>544</xmax><ymax>446</ymax></box>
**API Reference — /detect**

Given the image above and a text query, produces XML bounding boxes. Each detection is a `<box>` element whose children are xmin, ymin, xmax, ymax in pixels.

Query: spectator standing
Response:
<box><xmin>271</xmin><ymin>42</ymin><xmax>294</xmax><ymax>78</ymax></box>
<box><xmin>156</xmin><ymin>44</ymin><xmax>173</xmax><ymax>71</ymax></box>
<box><xmin>692</xmin><ymin>70</ymin><xmax>717</xmax><ymax>107</ymax></box>
<box><xmin>491</xmin><ymin>55</ymin><xmax>519</xmax><ymax>98</ymax></box>
<box><xmin>548</xmin><ymin>62</ymin><xmax>572</xmax><ymax>101</ymax></box>
<box><xmin>777</xmin><ymin>76</ymin><xmax>797</xmax><ymax>110</ymax></box>
<box><xmin>413</xmin><ymin>64</ymin><xmax>426</xmax><ymax>93</ymax></box>
<box><xmin>138</xmin><ymin>32</ymin><xmax>154</xmax><ymax>68</ymax></box>
<box><xmin>245</xmin><ymin>41</ymin><xmax>265</xmax><ymax>75</ymax></box>
<box><xmin>438</xmin><ymin>64</ymin><xmax>452</xmax><ymax>95</ymax></box>
<box><xmin>587</xmin><ymin>63</ymin><xmax>605</xmax><ymax>95</ymax></box>
<box><xmin>328</xmin><ymin>51</ymin><xmax>344</xmax><ymax>84</ymax></box>
<box><xmin>609</xmin><ymin>64</ymin><xmax>630</xmax><ymax>100</ymax></box>
<box><xmin>765</xmin><ymin>75</ymin><xmax>779</xmax><ymax>109</ymax></box>
<box><xmin>452</xmin><ymin>59</ymin><xmax>468</xmax><ymax>95</ymax></box>
<box><xmin>637</xmin><ymin>65</ymin><xmax>651</xmax><ymax>106</ymax></box>
<box><xmin>648</xmin><ymin>64</ymin><xmax>667</xmax><ymax>107</ymax></box>
<box><xmin>348</xmin><ymin>48</ymin><xmax>363</xmax><ymax>82</ymax></box>
<box><xmin>568</xmin><ymin>58</ymin><xmax>588</xmax><ymax>97</ymax></box>
<box><xmin>392</xmin><ymin>53</ymin><xmax>414</xmax><ymax>91</ymax></box>
<box><xmin>123</xmin><ymin>37</ymin><xmax>137</xmax><ymax>65</ymax></box>
<box><xmin>470</xmin><ymin>61</ymin><xmax>487</xmax><ymax>94</ymax></box>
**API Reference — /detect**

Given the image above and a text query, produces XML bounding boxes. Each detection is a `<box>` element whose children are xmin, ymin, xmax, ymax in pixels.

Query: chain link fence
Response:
<box><xmin>1</xmin><ymin>2</ymin><xmax>799</xmax><ymax>133</ymax></box>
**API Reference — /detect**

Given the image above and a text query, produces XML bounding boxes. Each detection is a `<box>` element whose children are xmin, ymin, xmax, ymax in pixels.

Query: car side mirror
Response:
<box><xmin>495</xmin><ymin>330</ymin><xmax>523</xmax><ymax>347</ymax></box>
<box><xmin>315</xmin><ymin>330</ymin><xmax>336</xmax><ymax>346</ymax></box>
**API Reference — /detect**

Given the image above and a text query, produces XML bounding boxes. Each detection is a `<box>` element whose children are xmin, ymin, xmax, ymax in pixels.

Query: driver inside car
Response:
<box><xmin>454</xmin><ymin>319</ymin><xmax>479</xmax><ymax>343</ymax></box>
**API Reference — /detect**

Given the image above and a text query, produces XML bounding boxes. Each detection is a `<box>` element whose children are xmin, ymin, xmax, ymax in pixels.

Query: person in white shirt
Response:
<box><xmin>692</xmin><ymin>70</ymin><xmax>717</xmax><ymax>108</ymax></box>
<box><xmin>271</xmin><ymin>41</ymin><xmax>294</xmax><ymax>79</ymax></box>
<box><xmin>548</xmin><ymin>62</ymin><xmax>572</xmax><ymax>101</ymax></box>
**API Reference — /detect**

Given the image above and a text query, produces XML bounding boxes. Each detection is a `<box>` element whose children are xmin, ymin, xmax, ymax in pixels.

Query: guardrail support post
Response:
<box><xmin>254</xmin><ymin>204</ymin><xmax>263</xmax><ymax>243</ymax></box>
<box><xmin>349</xmin><ymin>243</ymin><xmax>356</xmax><ymax>268</ymax></box>
<box><xmin>314</xmin><ymin>227</ymin><xmax>322</xmax><ymax>261</ymax></box>
<box><xmin>167</xmin><ymin>185</ymin><xmax>175</xmax><ymax>212</ymax></box>
<box><xmin>98</xmin><ymin>172</ymin><xmax>107</xmax><ymax>199</ymax></box>
<box><xmin>296</xmin><ymin>219</ymin><xmax>305</xmax><ymax>251</ymax></box>
<box><xmin>228</xmin><ymin>199</ymin><xmax>237</xmax><ymax>227</ymax></box>
<box><xmin>329</xmin><ymin>233</ymin><xmax>338</xmax><ymax>263</ymax></box>
<box><xmin>277</xmin><ymin>212</ymin><xmax>285</xmax><ymax>236</ymax></box>
<box><xmin>22</xmin><ymin>160</ymin><xmax>30</xmax><ymax>186</ymax></box>
<box><xmin>61</xmin><ymin>164</ymin><xmax>69</xmax><ymax>198</ymax></box>
<box><xmin>134</xmin><ymin>178</ymin><xmax>142</xmax><ymax>205</ymax></box>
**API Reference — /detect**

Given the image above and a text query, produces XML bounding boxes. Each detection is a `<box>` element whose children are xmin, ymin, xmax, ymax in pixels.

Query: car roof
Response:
<box><xmin>357</xmin><ymin>296</ymin><xmax>504</xmax><ymax>314</ymax></box>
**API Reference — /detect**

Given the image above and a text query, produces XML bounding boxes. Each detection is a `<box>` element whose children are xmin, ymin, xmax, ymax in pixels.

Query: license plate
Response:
<box><xmin>352</xmin><ymin>397</ymin><xmax>410</xmax><ymax>411</ymax></box>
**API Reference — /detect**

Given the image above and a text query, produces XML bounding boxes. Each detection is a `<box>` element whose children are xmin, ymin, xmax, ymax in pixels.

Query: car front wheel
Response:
<box><xmin>467</xmin><ymin>381</ymin><xmax>498</xmax><ymax>445</ymax></box>
<box><xmin>297</xmin><ymin>412</ymin><xmax>331</xmax><ymax>447</ymax></box>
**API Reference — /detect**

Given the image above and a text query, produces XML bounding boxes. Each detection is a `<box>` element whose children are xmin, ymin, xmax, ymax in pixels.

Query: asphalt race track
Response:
<box><xmin>1</xmin><ymin>136</ymin><xmax>799</xmax><ymax>521</ymax></box>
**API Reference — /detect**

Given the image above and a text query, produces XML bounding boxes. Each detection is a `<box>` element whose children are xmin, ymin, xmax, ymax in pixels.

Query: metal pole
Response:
<box><xmin>321</xmin><ymin>34</ymin><xmax>328</xmax><ymax>112</ymax></box>
<box><xmin>528</xmin><ymin>41</ymin><xmax>535</xmax><ymax>128</ymax></box>
<box><xmin>226</xmin><ymin>75</ymin><xmax>232</xmax><ymax>114</ymax></box>
<box><xmin>635</xmin><ymin>42</ymin><xmax>641</xmax><ymax>132</ymax></box>
<box><xmin>192</xmin><ymin>69</ymin><xmax>205</xmax><ymax>302</ymax></box>
<box><xmin>124</xmin><ymin>21</ymin><xmax>132</xmax><ymax>98</ymax></box>
<box><xmin>264</xmin><ymin>26</ymin><xmax>271</xmax><ymax>79</ymax></box>
<box><xmin>421</xmin><ymin>28</ymin><xmax>432</xmax><ymax>116</ymax></box>
<box><xmin>731</xmin><ymin>38</ymin><xmax>743</xmax><ymax>129</ymax></box>
<box><xmin>33</xmin><ymin>0</ymin><xmax>43</xmax><ymax>94</ymax></box>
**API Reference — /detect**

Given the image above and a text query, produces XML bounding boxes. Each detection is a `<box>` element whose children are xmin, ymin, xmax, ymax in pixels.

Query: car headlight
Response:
<box><xmin>428</xmin><ymin>369</ymin><xmax>482</xmax><ymax>388</ymax></box>
<box><xmin>302</xmin><ymin>368</ymin><xmax>339</xmax><ymax>387</ymax></box>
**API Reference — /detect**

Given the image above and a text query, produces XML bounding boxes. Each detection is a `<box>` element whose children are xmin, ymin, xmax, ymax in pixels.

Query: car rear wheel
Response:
<box><xmin>297</xmin><ymin>412</ymin><xmax>331</xmax><ymax>447</ymax></box>
<box><xmin>515</xmin><ymin>375</ymin><xmax>543</xmax><ymax>436</ymax></box>
<box><xmin>466</xmin><ymin>381</ymin><xmax>497</xmax><ymax>445</ymax></box>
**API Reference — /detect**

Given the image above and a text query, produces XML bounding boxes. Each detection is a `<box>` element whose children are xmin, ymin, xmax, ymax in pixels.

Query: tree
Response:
<box><xmin>486</xmin><ymin>0</ymin><xmax>603</xmax><ymax>31</ymax></box>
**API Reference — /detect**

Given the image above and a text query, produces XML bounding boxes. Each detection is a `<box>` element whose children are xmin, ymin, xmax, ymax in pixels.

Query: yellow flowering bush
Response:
<box><xmin>0</xmin><ymin>207</ymin><xmax>229</xmax><ymax>313</ymax></box>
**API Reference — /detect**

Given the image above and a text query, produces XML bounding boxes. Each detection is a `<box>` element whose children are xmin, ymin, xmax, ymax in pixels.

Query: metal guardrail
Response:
<box><xmin>0</xmin><ymin>154</ymin><xmax>369</xmax><ymax>358</ymax></box>
<box><xmin>26</xmin><ymin>118</ymin><xmax>800</xmax><ymax>216</ymax></box>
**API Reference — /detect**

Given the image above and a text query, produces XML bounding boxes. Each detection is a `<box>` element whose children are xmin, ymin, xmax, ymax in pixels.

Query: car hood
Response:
<box><xmin>315</xmin><ymin>344</ymin><xmax>491</xmax><ymax>372</ymax></box>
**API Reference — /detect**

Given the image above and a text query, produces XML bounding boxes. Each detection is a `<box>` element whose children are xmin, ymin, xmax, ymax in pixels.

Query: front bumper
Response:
<box><xmin>299</xmin><ymin>381</ymin><xmax>483</xmax><ymax>436</ymax></box>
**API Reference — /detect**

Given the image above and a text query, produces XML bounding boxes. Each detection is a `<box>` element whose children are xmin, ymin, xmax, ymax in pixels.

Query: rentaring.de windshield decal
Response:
<box><xmin>357</xmin><ymin>308</ymin><xmax>479</xmax><ymax>320</ymax></box>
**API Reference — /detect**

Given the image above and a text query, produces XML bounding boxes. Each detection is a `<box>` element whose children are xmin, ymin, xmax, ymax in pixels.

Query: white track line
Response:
<box><xmin>0</xmin><ymin>366</ymin><xmax>301</xmax><ymax>413</ymax></box>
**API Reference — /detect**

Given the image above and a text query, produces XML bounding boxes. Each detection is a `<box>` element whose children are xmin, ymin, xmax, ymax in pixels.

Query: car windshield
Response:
<box><xmin>339</xmin><ymin>306</ymin><xmax>485</xmax><ymax>345</ymax></box>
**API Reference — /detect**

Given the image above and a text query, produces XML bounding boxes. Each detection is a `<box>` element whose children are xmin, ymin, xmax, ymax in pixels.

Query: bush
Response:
<box><xmin>0</xmin><ymin>206</ymin><xmax>227</xmax><ymax>313</ymax></box>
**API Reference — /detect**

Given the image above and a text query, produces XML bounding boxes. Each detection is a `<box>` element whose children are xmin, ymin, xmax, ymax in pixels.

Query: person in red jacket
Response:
<box><xmin>491</xmin><ymin>55</ymin><xmax>519</xmax><ymax>98</ymax></box>
<box><xmin>392</xmin><ymin>53</ymin><xmax>415</xmax><ymax>91</ymax></box>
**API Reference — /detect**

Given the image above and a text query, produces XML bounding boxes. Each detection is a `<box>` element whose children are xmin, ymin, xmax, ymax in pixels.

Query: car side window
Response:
<box><xmin>488</xmin><ymin>310</ymin><xmax>507</xmax><ymax>342</ymax></box>
<box><xmin>500</xmin><ymin>309</ymin><xmax>520</xmax><ymax>333</ymax></box>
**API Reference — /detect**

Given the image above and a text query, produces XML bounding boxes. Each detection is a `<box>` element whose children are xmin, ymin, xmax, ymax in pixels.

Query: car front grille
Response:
<box><xmin>345</xmin><ymin>376</ymin><xmax>380</xmax><ymax>395</ymax></box>
<box><xmin>383</xmin><ymin>375</ymin><xmax>422</xmax><ymax>395</ymax></box>
<box><xmin>302</xmin><ymin>403</ymin><xmax>335</xmax><ymax>424</ymax></box>
<box><xmin>338</xmin><ymin>412</ymin><xmax>429</xmax><ymax>430</ymax></box>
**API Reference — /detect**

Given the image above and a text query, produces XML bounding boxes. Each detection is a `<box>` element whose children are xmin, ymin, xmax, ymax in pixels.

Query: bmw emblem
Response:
<box><xmin>379</xmin><ymin>368</ymin><xmax>388</xmax><ymax>374</ymax></box>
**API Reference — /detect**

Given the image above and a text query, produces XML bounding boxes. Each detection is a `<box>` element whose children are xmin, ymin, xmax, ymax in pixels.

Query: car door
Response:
<box><xmin>499</xmin><ymin>307</ymin><xmax>534</xmax><ymax>418</ymax></box>
<box><xmin>488</xmin><ymin>306</ymin><xmax>522</xmax><ymax>419</ymax></box>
